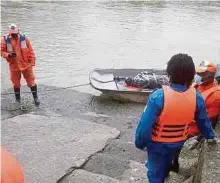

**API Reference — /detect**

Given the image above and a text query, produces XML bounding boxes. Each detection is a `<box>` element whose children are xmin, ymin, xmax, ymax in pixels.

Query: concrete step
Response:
<box><xmin>83</xmin><ymin>152</ymin><xmax>195</xmax><ymax>183</ymax></box>
<box><xmin>60</xmin><ymin>169</ymin><xmax>121</xmax><ymax>183</ymax></box>
<box><xmin>1</xmin><ymin>114</ymin><xmax>120</xmax><ymax>183</ymax></box>
<box><xmin>120</xmin><ymin>160</ymin><xmax>147</xmax><ymax>183</ymax></box>
<box><xmin>83</xmin><ymin>153</ymin><xmax>131</xmax><ymax>179</ymax></box>
<box><xmin>83</xmin><ymin>138</ymin><xmax>200</xmax><ymax>183</ymax></box>
<box><xmin>104</xmin><ymin>139</ymin><xmax>146</xmax><ymax>164</ymax></box>
<box><xmin>83</xmin><ymin>152</ymin><xmax>147</xmax><ymax>183</ymax></box>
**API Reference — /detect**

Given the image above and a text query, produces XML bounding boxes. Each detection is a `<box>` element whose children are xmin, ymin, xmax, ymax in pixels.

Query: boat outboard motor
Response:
<box><xmin>215</xmin><ymin>64</ymin><xmax>220</xmax><ymax>84</ymax></box>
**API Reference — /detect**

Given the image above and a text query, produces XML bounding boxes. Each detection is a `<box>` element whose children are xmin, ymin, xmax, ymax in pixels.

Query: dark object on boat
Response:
<box><xmin>125</xmin><ymin>71</ymin><xmax>169</xmax><ymax>89</ymax></box>
<box><xmin>89</xmin><ymin>65</ymin><xmax>220</xmax><ymax>103</ymax></box>
<box><xmin>89</xmin><ymin>68</ymin><xmax>167</xmax><ymax>103</ymax></box>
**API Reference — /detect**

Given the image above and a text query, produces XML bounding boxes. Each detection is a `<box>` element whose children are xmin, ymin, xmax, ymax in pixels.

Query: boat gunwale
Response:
<box><xmin>89</xmin><ymin>68</ymin><xmax>164</xmax><ymax>94</ymax></box>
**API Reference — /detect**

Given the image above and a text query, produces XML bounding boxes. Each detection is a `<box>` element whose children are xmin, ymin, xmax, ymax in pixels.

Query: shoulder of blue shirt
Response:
<box><xmin>146</xmin><ymin>86</ymin><xmax>205</xmax><ymax>109</ymax></box>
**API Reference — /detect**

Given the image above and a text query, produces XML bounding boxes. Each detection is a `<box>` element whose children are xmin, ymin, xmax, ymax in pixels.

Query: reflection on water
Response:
<box><xmin>1</xmin><ymin>1</ymin><xmax>220</xmax><ymax>92</ymax></box>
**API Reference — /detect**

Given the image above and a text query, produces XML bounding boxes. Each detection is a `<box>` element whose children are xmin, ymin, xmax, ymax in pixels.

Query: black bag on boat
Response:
<box><xmin>125</xmin><ymin>71</ymin><xmax>169</xmax><ymax>89</ymax></box>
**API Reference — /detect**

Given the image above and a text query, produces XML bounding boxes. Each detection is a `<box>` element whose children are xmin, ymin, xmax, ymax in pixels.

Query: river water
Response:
<box><xmin>1</xmin><ymin>1</ymin><xmax>220</xmax><ymax>93</ymax></box>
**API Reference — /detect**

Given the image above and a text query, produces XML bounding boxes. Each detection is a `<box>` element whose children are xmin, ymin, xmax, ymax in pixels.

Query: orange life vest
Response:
<box><xmin>189</xmin><ymin>84</ymin><xmax>220</xmax><ymax>136</ymax></box>
<box><xmin>202</xmin><ymin>85</ymin><xmax>220</xmax><ymax>117</ymax></box>
<box><xmin>152</xmin><ymin>86</ymin><xmax>196</xmax><ymax>143</ymax></box>
<box><xmin>4</xmin><ymin>34</ymin><xmax>29</xmax><ymax>63</ymax></box>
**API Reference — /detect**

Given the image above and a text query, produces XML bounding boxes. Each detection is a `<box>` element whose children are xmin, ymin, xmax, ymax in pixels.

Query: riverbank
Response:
<box><xmin>1</xmin><ymin>84</ymin><xmax>146</xmax><ymax>183</ymax></box>
<box><xmin>1</xmin><ymin>84</ymin><xmax>218</xmax><ymax>183</ymax></box>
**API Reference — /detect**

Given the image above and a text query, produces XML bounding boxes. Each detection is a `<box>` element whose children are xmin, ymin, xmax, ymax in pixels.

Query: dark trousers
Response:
<box><xmin>147</xmin><ymin>146</ymin><xmax>182</xmax><ymax>183</ymax></box>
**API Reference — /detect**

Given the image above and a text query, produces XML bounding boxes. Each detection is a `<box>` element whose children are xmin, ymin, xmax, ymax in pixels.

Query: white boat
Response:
<box><xmin>90</xmin><ymin>64</ymin><xmax>220</xmax><ymax>103</ymax></box>
<box><xmin>89</xmin><ymin>68</ymin><xmax>166</xmax><ymax>103</ymax></box>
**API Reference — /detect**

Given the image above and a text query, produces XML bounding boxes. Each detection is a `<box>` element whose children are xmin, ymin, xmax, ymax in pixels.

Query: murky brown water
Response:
<box><xmin>1</xmin><ymin>1</ymin><xmax>220</xmax><ymax>92</ymax></box>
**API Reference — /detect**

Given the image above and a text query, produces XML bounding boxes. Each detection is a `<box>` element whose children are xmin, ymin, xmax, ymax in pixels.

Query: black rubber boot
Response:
<box><xmin>165</xmin><ymin>169</ymin><xmax>170</xmax><ymax>178</ymax></box>
<box><xmin>14</xmin><ymin>88</ymin><xmax>21</xmax><ymax>103</ymax></box>
<box><xmin>169</xmin><ymin>162</ymin><xmax>179</xmax><ymax>173</ymax></box>
<box><xmin>30</xmin><ymin>85</ymin><xmax>40</xmax><ymax>106</ymax></box>
<box><xmin>170</xmin><ymin>149</ymin><xmax>181</xmax><ymax>173</ymax></box>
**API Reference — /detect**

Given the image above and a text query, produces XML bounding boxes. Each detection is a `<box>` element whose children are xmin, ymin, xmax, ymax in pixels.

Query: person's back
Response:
<box><xmin>135</xmin><ymin>54</ymin><xmax>216</xmax><ymax>183</ymax></box>
<box><xmin>151</xmin><ymin>85</ymin><xmax>196</xmax><ymax>143</ymax></box>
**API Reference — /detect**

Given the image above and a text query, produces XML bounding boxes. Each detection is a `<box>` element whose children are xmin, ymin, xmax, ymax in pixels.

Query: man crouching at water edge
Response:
<box><xmin>135</xmin><ymin>53</ymin><xmax>217</xmax><ymax>183</ymax></box>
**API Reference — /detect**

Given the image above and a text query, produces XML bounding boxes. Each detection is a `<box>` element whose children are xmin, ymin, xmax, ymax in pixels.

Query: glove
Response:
<box><xmin>8</xmin><ymin>52</ymin><xmax>16</xmax><ymax>58</ymax></box>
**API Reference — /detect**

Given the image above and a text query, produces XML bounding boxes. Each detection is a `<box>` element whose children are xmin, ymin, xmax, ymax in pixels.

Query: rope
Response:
<box><xmin>1</xmin><ymin>107</ymin><xmax>21</xmax><ymax>111</ymax></box>
<box><xmin>1</xmin><ymin>83</ymin><xmax>90</xmax><ymax>111</ymax></box>
<box><xmin>1</xmin><ymin>83</ymin><xmax>90</xmax><ymax>96</ymax></box>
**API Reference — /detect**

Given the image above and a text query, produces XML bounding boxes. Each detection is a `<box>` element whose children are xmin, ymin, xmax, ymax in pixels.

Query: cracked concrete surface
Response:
<box><xmin>61</xmin><ymin>169</ymin><xmax>121</xmax><ymax>183</ymax></box>
<box><xmin>1</xmin><ymin>114</ymin><xmax>120</xmax><ymax>183</ymax></box>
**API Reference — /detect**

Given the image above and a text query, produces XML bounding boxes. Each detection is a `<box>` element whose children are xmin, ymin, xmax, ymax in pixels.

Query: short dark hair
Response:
<box><xmin>166</xmin><ymin>53</ymin><xmax>195</xmax><ymax>85</ymax></box>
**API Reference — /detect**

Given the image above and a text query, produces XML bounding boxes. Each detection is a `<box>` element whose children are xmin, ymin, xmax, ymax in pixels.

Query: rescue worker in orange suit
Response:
<box><xmin>191</xmin><ymin>61</ymin><xmax>220</xmax><ymax>131</ymax></box>
<box><xmin>1</xmin><ymin>23</ymin><xmax>40</xmax><ymax>105</ymax></box>
<box><xmin>170</xmin><ymin>61</ymin><xmax>220</xmax><ymax>173</ymax></box>
<box><xmin>135</xmin><ymin>53</ymin><xmax>217</xmax><ymax>183</ymax></box>
<box><xmin>1</xmin><ymin>147</ymin><xmax>25</xmax><ymax>183</ymax></box>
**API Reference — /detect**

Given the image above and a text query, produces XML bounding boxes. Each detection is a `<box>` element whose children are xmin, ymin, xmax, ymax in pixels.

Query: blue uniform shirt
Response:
<box><xmin>135</xmin><ymin>84</ymin><xmax>216</xmax><ymax>151</ymax></box>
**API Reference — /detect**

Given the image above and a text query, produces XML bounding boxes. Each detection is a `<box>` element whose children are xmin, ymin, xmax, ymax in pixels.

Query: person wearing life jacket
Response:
<box><xmin>135</xmin><ymin>53</ymin><xmax>217</xmax><ymax>183</ymax></box>
<box><xmin>1</xmin><ymin>147</ymin><xmax>25</xmax><ymax>183</ymax></box>
<box><xmin>189</xmin><ymin>61</ymin><xmax>220</xmax><ymax>136</ymax></box>
<box><xmin>169</xmin><ymin>61</ymin><xmax>220</xmax><ymax>174</ymax></box>
<box><xmin>1</xmin><ymin>23</ymin><xmax>40</xmax><ymax>105</ymax></box>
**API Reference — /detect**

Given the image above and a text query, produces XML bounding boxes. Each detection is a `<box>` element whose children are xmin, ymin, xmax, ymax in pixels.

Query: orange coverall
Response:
<box><xmin>196</xmin><ymin>81</ymin><xmax>220</xmax><ymax>124</ymax></box>
<box><xmin>189</xmin><ymin>81</ymin><xmax>220</xmax><ymax>136</ymax></box>
<box><xmin>1</xmin><ymin>34</ymin><xmax>36</xmax><ymax>88</ymax></box>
